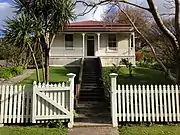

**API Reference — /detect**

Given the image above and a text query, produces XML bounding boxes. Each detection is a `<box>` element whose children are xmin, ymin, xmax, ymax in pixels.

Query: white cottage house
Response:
<box><xmin>50</xmin><ymin>20</ymin><xmax>135</xmax><ymax>67</ymax></box>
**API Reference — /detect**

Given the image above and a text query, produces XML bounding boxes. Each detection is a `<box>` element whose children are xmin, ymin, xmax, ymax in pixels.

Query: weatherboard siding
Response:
<box><xmin>50</xmin><ymin>32</ymin><xmax>135</xmax><ymax>66</ymax></box>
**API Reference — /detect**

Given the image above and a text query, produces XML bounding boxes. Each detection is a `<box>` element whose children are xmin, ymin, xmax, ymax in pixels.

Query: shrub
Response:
<box><xmin>0</xmin><ymin>69</ymin><xmax>12</xmax><ymax>79</ymax></box>
<box><xmin>102</xmin><ymin>66</ymin><xmax>120</xmax><ymax>103</ymax></box>
<box><xmin>136</xmin><ymin>61</ymin><xmax>164</xmax><ymax>71</ymax></box>
<box><xmin>0</xmin><ymin>66</ymin><xmax>24</xmax><ymax>80</ymax></box>
<box><xmin>11</xmin><ymin>66</ymin><xmax>24</xmax><ymax>76</ymax></box>
<box><xmin>136</xmin><ymin>51</ymin><xmax>144</xmax><ymax>61</ymax></box>
<box><xmin>120</xmin><ymin>58</ymin><xmax>134</xmax><ymax>77</ymax></box>
<box><xmin>111</xmin><ymin>64</ymin><xmax>121</xmax><ymax>75</ymax></box>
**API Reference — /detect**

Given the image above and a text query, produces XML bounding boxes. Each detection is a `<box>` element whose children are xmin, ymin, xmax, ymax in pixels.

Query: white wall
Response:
<box><xmin>50</xmin><ymin>33</ymin><xmax>83</xmax><ymax>57</ymax></box>
<box><xmin>98</xmin><ymin>33</ymin><xmax>134</xmax><ymax>56</ymax></box>
<box><xmin>50</xmin><ymin>32</ymin><xmax>135</xmax><ymax>66</ymax></box>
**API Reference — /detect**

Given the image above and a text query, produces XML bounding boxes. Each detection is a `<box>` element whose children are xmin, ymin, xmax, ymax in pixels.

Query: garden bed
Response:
<box><xmin>0</xmin><ymin>66</ymin><xmax>24</xmax><ymax>80</ymax></box>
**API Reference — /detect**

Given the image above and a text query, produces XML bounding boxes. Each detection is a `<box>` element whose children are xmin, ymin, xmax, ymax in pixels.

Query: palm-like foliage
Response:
<box><xmin>4</xmin><ymin>14</ymin><xmax>34</xmax><ymax>47</ymax></box>
<box><xmin>3</xmin><ymin>13</ymin><xmax>41</xmax><ymax>81</ymax></box>
<box><xmin>14</xmin><ymin>0</ymin><xmax>75</xmax><ymax>34</ymax></box>
<box><xmin>8</xmin><ymin>0</ymin><xmax>75</xmax><ymax>82</ymax></box>
<box><xmin>3</xmin><ymin>14</ymin><xmax>35</xmax><ymax>66</ymax></box>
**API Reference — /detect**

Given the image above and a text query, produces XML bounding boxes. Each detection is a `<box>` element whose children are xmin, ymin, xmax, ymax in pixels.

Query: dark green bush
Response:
<box><xmin>120</xmin><ymin>58</ymin><xmax>133</xmax><ymax>77</ymax></box>
<box><xmin>102</xmin><ymin>66</ymin><xmax>121</xmax><ymax>103</ymax></box>
<box><xmin>0</xmin><ymin>69</ymin><xmax>12</xmax><ymax>79</ymax></box>
<box><xmin>102</xmin><ymin>67</ymin><xmax>112</xmax><ymax>103</ymax></box>
<box><xmin>11</xmin><ymin>66</ymin><xmax>24</xmax><ymax>76</ymax></box>
<box><xmin>136</xmin><ymin>61</ymin><xmax>164</xmax><ymax>71</ymax></box>
<box><xmin>0</xmin><ymin>66</ymin><xmax>24</xmax><ymax>80</ymax></box>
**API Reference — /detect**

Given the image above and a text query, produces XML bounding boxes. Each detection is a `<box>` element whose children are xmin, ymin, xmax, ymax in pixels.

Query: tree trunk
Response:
<box><xmin>120</xmin><ymin>8</ymin><xmax>176</xmax><ymax>82</ymax></box>
<box><xmin>40</xmin><ymin>45</ymin><xmax>45</xmax><ymax>82</ymax></box>
<box><xmin>45</xmin><ymin>48</ymin><xmax>50</xmax><ymax>83</ymax></box>
<box><xmin>27</xmin><ymin>43</ymin><xmax>40</xmax><ymax>82</ymax></box>
<box><xmin>44</xmin><ymin>34</ymin><xmax>56</xmax><ymax>83</ymax></box>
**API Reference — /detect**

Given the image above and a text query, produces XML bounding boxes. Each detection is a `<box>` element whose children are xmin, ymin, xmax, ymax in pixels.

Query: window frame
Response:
<box><xmin>65</xmin><ymin>34</ymin><xmax>73</xmax><ymax>50</ymax></box>
<box><xmin>107</xmin><ymin>34</ymin><xmax>117</xmax><ymax>52</ymax></box>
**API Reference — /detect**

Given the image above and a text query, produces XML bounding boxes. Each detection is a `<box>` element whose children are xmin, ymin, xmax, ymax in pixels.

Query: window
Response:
<box><xmin>108</xmin><ymin>34</ymin><xmax>117</xmax><ymax>50</ymax></box>
<box><xmin>65</xmin><ymin>34</ymin><xmax>73</xmax><ymax>49</ymax></box>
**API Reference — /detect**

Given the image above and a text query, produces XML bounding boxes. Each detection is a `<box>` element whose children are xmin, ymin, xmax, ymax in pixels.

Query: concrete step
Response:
<box><xmin>80</xmin><ymin>85</ymin><xmax>104</xmax><ymax>91</ymax></box>
<box><xmin>80</xmin><ymin>88</ymin><xmax>103</xmax><ymax>91</ymax></box>
<box><xmin>79</xmin><ymin>93</ymin><xmax>103</xmax><ymax>97</ymax></box>
<box><xmin>80</xmin><ymin>84</ymin><xmax>103</xmax><ymax>87</ymax></box>
<box><xmin>82</xmin><ymin>79</ymin><xmax>100</xmax><ymax>82</ymax></box>
<box><xmin>81</xmin><ymin>81</ymin><xmax>102</xmax><ymax>84</ymax></box>
<box><xmin>73</xmin><ymin>122</ymin><xmax>112</xmax><ymax>127</ymax></box>
<box><xmin>82</xmin><ymin>75</ymin><xmax>100</xmax><ymax>77</ymax></box>
<box><xmin>83</xmin><ymin>74</ymin><xmax>100</xmax><ymax>76</ymax></box>
<box><xmin>79</xmin><ymin>97</ymin><xmax>104</xmax><ymax>101</ymax></box>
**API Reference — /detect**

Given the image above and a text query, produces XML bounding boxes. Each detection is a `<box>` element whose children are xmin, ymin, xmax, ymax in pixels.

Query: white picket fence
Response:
<box><xmin>0</xmin><ymin>73</ymin><xmax>75</xmax><ymax>128</ymax></box>
<box><xmin>0</xmin><ymin>85</ymin><xmax>32</xmax><ymax>124</ymax></box>
<box><xmin>110</xmin><ymin>73</ymin><xmax>180</xmax><ymax>127</ymax></box>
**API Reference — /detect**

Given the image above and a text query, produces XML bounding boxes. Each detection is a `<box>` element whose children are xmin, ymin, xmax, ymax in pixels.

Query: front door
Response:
<box><xmin>87</xmin><ymin>36</ymin><xmax>95</xmax><ymax>56</ymax></box>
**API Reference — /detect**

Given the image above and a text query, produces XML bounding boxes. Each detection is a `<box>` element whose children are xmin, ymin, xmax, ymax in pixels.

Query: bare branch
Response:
<box><xmin>147</xmin><ymin>0</ymin><xmax>179</xmax><ymax>50</ymax></box>
<box><xmin>115</xmin><ymin>3</ymin><xmax>176</xmax><ymax>82</ymax></box>
<box><xmin>160</xmin><ymin>13</ymin><xmax>175</xmax><ymax>16</ymax></box>
<box><xmin>118</xmin><ymin>0</ymin><xmax>150</xmax><ymax>11</ymax></box>
<box><xmin>75</xmin><ymin>0</ymin><xmax>151</xmax><ymax>18</ymax></box>
<box><xmin>75</xmin><ymin>0</ymin><xmax>110</xmax><ymax>18</ymax></box>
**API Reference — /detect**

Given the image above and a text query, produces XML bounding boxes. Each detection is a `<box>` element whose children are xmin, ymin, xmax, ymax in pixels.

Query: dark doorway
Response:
<box><xmin>87</xmin><ymin>36</ymin><xmax>95</xmax><ymax>56</ymax></box>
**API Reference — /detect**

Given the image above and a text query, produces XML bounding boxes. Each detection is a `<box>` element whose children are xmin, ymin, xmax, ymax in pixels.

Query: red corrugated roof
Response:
<box><xmin>68</xmin><ymin>20</ymin><xmax>131</xmax><ymax>27</ymax></box>
<box><xmin>64</xmin><ymin>20</ymin><xmax>133</xmax><ymax>32</ymax></box>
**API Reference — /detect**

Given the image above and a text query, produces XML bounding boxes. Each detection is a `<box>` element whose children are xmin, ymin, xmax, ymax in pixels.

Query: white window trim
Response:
<box><xmin>64</xmin><ymin>34</ymin><xmax>74</xmax><ymax>50</ymax></box>
<box><xmin>106</xmin><ymin>34</ymin><xmax>118</xmax><ymax>52</ymax></box>
<box><xmin>106</xmin><ymin>46</ymin><xmax>118</xmax><ymax>53</ymax></box>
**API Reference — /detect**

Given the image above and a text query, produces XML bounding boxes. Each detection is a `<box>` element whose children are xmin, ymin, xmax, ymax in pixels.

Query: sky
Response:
<box><xmin>0</xmin><ymin>0</ymin><xmax>174</xmax><ymax>31</ymax></box>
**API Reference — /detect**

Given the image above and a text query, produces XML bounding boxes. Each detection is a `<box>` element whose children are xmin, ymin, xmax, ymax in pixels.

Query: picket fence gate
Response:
<box><xmin>110</xmin><ymin>73</ymin><xmax>180</xmax><ymax>127</ymax></box>
<box><xmin>0</xmin><ymin>73</ymin><xmax>75</xmax><ymax>128</ymax></box>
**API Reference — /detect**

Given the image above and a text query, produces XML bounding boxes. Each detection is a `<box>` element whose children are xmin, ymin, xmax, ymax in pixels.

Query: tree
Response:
<box><xmin>76</xmin><ymin>0</ymin><xmax>180</xmax><ymax>84</ymax></box>
<box><xmin>103</xmin><ymin>6</ymin><xmax>149</xmax><ymax>50</ymax></box>
<box><xmin>14</xmin><ymin>0</ymin><xmax>75</xmax><ymax>83</ymax></box>
<box><xmin>3</xmin><ymin>13</ymin><xmax>40</xmax><ymax>82</ymax></box>
<box><xmin>103</xmin><ymin>6</ymin><xmax>148</xmax><ymax>29</ymax></box>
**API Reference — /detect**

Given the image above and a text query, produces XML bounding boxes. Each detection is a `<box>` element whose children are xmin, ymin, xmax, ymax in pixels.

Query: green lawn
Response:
<box><xmin>18</xmin><ymin>67</ymin><xmax>79</xmax><ymax>85</ymax></box>
<box><xmin>119</xmin><ymin>67</ymin><xmax>173</xmax><ymax>84</ymax></box>
<box><xmin>0</xmin><ymin>127</ymin><xmax>67</xmax><ymax>135</ymax></box>
<box><xmin>103</xmin><ymin>67</ymin><xmax>174</xmax><ymax>85</ymax></box>
<box><xmin>119</xmin><ymin>124</ymin><xmax>180</xmax><ymax>135</ymax></box>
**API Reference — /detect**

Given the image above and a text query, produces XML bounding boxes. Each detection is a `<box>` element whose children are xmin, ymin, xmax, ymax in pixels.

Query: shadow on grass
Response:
<box><xmin>18</xmin><ymin>66</ymin><xmax>80</xmax><ymax>85</ymax></box>
<box><xmin>116</xmin><ymin>67</ymin><xmax>174</xmax><ymax>85</ymax></box>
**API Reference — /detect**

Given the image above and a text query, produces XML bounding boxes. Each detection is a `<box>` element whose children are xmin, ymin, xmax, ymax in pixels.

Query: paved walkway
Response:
<box><xmin>0</xmin><ymin>69</ymin><xmax>35</xmax><ymax>85</ymax></box>
<box><xmin>68</xmin><ymin>101</ymin><xmax>119</xmax><ymax>135</ymax></box>
<box><xmin>68</xmin><ymin>127</ymin><xmax>118</xmax><ymax>135</ymax></box>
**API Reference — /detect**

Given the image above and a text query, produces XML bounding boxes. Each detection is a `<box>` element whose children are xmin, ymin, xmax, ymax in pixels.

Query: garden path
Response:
<box><xmin>68</xmin><ymin>127</ymin><xmax>118</xmax><ymax>135</ymax></box>
<box><xmin>0</xmin><ymin>69</ymin><xmax>35</xmax><ymax>85</ymax></box>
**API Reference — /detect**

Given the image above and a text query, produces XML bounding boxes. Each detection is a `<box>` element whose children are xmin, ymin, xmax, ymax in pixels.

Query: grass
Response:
<box><xmin>0</xmin><ymin>127</ymin><xmax>67</xmax><ymax>135</ymax></box>
<box><xmin>119</xmin><ymin>124</ymin><xmax>180</xmax><ymax>135</ymax></box>
<box><xmin>18</xmin><ymin>67</ymin><xmax>79</xmax><ymax>85</ymax></box>
<box><xmin>103</xmin><ymin>67</ymin><xmax>174</xmax><ymax>85</ymax></box>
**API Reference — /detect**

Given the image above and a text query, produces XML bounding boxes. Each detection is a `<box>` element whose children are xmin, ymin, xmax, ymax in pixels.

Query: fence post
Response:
<box><xmin>67</xmin><ymin>73</ymin><xmax>76</xmax><ymax>128</ymax></box>
<box><xmin>32</xmin><ymin>81</ymin><xmax>37</xmax><ymax>123</ymax></box>
<box><xmin>0</xmin><ymin>85</ymin><xmax>5</xmax><ymax>127</ymax></box>
<box><xmin>110</xmin><ymin>73</ymin><xmax>118</xmax><ymax>127</ymax></box>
